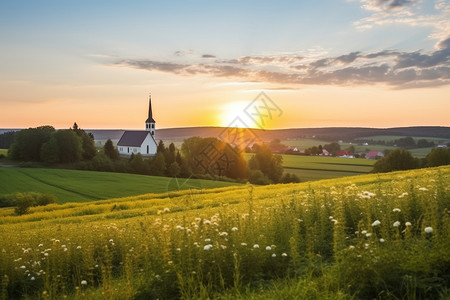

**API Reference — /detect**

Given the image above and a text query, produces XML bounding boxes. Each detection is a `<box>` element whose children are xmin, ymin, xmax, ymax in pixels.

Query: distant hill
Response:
<box><xmin>2</xmin><ymin>126</ymin><xmax>450</xmax><ymax>144</ymax></box>
<box><xmin>144</xmin><ymin>126</ymin><xmax>450</xmax><ymax>142</ymax></box>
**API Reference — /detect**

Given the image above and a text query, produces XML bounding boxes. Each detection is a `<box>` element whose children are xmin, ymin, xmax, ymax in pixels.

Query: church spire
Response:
<box><xmin>145</xmin><ymin>93</ymin><xmax>156</xmax><ymax>135</ymax></box>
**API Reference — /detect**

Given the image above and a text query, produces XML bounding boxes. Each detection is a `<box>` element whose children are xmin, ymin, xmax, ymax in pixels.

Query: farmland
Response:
<box><xmin>281</xmin><ymin>154</ymin><xmax>375</xmax><ymax>181</ymax></box>
<box><xmin>244</xmin><ymin>153</ymin><xmax>376</xmax><ymax>181</ymax></box>
<box><xmin>0</xmin><ymin>166</ymin><xmax>449</xmax><ymax>299</ymax></box>
<box><xmin>0</xmin><ymin>149</ymin><xmax>7</xmax><ymax>156</ymax></box>
<box><xmin>0</xmin><ymin>168</ymin><xmax>239</xmax><ymax>204</ymax></box>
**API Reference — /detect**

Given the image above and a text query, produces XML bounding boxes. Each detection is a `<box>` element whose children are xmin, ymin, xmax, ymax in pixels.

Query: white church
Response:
<box><xmin>117</xmin><ymin>96</ymin><xmax>158</xmax><ymax>156</ymax></box>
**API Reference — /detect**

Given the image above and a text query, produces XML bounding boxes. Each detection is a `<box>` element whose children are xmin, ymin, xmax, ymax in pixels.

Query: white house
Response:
<box><xmin>117</xmin><ymin>96</ymin><xmax>158</xmax><ymax>156</ymax></box>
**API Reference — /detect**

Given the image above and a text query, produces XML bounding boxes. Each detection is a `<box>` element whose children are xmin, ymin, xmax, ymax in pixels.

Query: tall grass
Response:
<box><xmin>0</xmin><ymin>166</ymin><xmax>449</xmax><ymax>299</ymax></box>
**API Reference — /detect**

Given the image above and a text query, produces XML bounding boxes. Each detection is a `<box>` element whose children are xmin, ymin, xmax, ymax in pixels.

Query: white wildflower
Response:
<box><xmin>418</xmin><ymin>187</ymin><xmax>428</xmax><ymax>191</ymax></box>
<box><xmin>379</xmin><ymin>238</ymin><xmax>385</xmax><ymax>243</ymax></box>
<box><xmin>424</xmin><ymin>227</ymin><xmax>433</xmax><ymax>233</ymax></box>
<box><xmin>81</xmin><ymin>280</ymin><xmax>87</xmax><ymax>286</ymax></box>
<box><xmin>272</xmin><ymin>253</ymin><xmax>276</xmax><ymax>257</ymax></box>
<box><xmin>405</xmin><ymin>222</ymin><xmax>412</xmax><ymax>226</ymax></box>
<box><xmin>366</xmin><ymin>233</ymin><xmax>372</xmax><ymax>237</ymax></box>
<box><xmin>372</xmin><ymin>220</ymin><xmax>381</xmax><ymax>227</ymax></box>
<box><xmin>281</xmin><ymin>253</ymin><xmax>288</xmax><ymax>257</ymax></box>
<box><xmin>393</xmin><ymin>221</ymin><xmax>401</xmax><ymax>227</ymax></box>
<box><xmin>219</xmin><ymin>232</ymin><xmax>228</xmax><ymax>237</ymax></box>
<box><xmin>203</xmin><ymin>244</ymin><xmax>213</xmax><ymax>251</ymax></box>
<box><xmin>163</xmin><ymin>207</ymin><xmax>170</xmax><ymax>213</ymax></box>
<box><xmin>241</xmin><ymin>243</ymin><xmax>247</xmax><ymax>246</ymax></box>
<box><xmin>253</xmin><ymin>244</ymin><xmax>259</xmax><ymax>249</ymax></box>
<box><xmin>392</xmin><ymin>208</ymin><xmax>401</xmax><ymax>213</ymax></box>
<box><xmin>231</xmin><ymin>227</ymin><xmax>238</xmax><ymax>231</ymax></box>
<box><xmin>265</xmin><ymin>246</ymin><xmax>272</xmax><ymax>251</ymax></box>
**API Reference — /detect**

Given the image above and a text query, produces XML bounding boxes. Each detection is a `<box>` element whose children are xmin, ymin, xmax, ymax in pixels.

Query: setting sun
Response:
<box><xmin>219</xmin><ymin>101</ymin><xmax>251</xmax><ymax>128</ymax></box>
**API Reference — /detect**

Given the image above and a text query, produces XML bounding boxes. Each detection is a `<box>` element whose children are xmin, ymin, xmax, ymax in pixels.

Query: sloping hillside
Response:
<box><xmin>1</xmin><ymin>166</ymin><xmax>449</xmax><ymax>299</ymax></box>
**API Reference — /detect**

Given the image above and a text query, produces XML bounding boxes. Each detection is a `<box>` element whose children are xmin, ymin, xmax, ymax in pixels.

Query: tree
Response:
<box><xmin>72</xmin><ymin>123</ymin><xmax>96</xmax><ymax>160</ymax></box>
<box><xmin>104</xmin><ymin>139</ymin><xmax>119</xmax><ymax>160</ymax></box>
<box><xmin>40</xmin><ymin>136</ymin><xmax>60</xmax><ymax>164</ymax></box>
<box><xmin>181</xmin><ymin>136</ymin><xmax>247</xmax><ymax>179</ymax></box>
<box><xmin>248</xmin><ymin>143</ymin><xmax>283</xmax><ymax>183</ymax></box>
<box><xmin>0</xmin><ymin>131</ymin><xmax>16</xmax><ymax>149</ymax></box>
<box><xmin>168</xmin><ymin>161</ymin><xmax>181</xmax><ymax>177</ymax></box>
<box><xmin>323</xmin><ymin>142</ymin><xmax>340</xmax><ymax>156</ymax></box>
<box><xmin>372</xmin><ymin>149</ymin><xmax>419</xmax><ymax>173</ymax></box>
<box><xmin>129</xmin><ymin>153</ymin><xmax>148</xmax><ymax>174</ymax></box>
<box><xmin>8</xmin><ymin>126</ymin><xmax>55</xmax><ymax>161</ymax></box>
<box><xmin>149</xmin><ymin>152</ymin><xmax>166</xmax><ymax>176</ymax></box>
<box><xmin>176</xmin><ymin>151</ymin><xmax>191</xmax><ymax>177</ymax></box>
<box><xmin>280</xmin><ymin>172</ymin><xmax>301</xmax><ymax>183</ymax></box>
<box><xmin>396</xmin><ymin>137</ymin><xmax>416</xmax><ymax>149</ymax></box>
<box><xmin>53</xmin><ymin>130</ymin><xmax>83</xmax><ymax>163</ymax></box>
<box><xmin>426</xmin><ymin>148</ymin><xmax>450</xmax><ymax>167</ymax></box>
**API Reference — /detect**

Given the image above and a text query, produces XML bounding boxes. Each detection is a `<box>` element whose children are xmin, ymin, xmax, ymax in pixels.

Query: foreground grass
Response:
<box><xmin>0</xmin><ymin>166</ymin><xmax>449</xmax><ymax>299</ymax></box>
<box><xmin>0</xmin><ymin>168</ymin><xmax>239</xmax><ymax>203</ymax></box>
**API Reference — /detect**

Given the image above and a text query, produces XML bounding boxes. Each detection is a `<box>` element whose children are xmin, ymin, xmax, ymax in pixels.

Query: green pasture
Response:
<box><xmin>280</xmin><ymin>154</ymin><xmax>375</xmax><ymax>181</ymax></box>
<box><xmin>0</xmin><ymin>149</ymin><xmax>7</xmax><ymax>156</ymax></box>
<box><xmin>356</xmin><ymin>135</ymin><xmax>450</xmax><ymax>142</ymax></box>
<box><xmin>0</xmin><ymin>168</ymin><xmax>239</xmax><ymax>203</ymax></box>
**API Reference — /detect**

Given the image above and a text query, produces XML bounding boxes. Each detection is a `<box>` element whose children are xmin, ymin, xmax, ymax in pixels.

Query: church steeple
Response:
<box><xmin>145</xmin><ymin>94</ymin><xmax>156</xmax><ymax>136</ymax></box>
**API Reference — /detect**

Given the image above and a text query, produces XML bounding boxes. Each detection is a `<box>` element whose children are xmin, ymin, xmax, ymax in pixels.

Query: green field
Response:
<box><xmin>0</xmin><ymin>149</ymin><xmax>7</xmax><ymax>156</ymax></box>
<box><xmin>245</xmin><ymin>153</ymin><xmax>376</xmax><ymax>181</ymax></box>
<box><xmin>0</xmin><ymin>168</ymin><xmax>239</xmax><ymax>203</ymax></box>
<box><xmin>357</xmin><ymin>135</ymin><xmax>450</xmax><ymax>143</ymax></box>
<box><xmin>282</xmin><ymin>137</ymin><xmax>445</xmax><ymax>158</ymax></box>
<box><xmin>281</xmin><ymin>154</ymin><xmax>375</xmax><ymax>181</ymax></box>
<box><xmin>0</xmin><ymin>166</ymin><xmax>449</xmax><ymax>299</ymax></box>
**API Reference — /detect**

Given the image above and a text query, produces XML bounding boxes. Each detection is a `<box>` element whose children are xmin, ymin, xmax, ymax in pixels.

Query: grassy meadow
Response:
<box><xmin>0</xmin><ymin>149</ymin><xmax>7</xmax><ymax>156</ymax></box>
<box><xmin>0</xmin><ymin>168</ymin><xmax>239</xmax><ymax>204</ymax></box>
<box><xmin>0</xmin><ymin>166</ymin><xmax>449</xmax><ymax>299</ymax></box>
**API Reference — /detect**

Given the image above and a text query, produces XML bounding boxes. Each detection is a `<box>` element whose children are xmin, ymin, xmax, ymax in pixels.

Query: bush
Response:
<box><xmin>280</xmin><ymin>172</ymin><xmax>300</xmax><ymax>183</ymax></box>
<box><xmin>0</xmin><ymin>194</ymin><xmax>16</xmax><ymax>208</ymax></box>
<box><xmin>14</xmin><ymin>193</ymin><xmax>35</xmax><ymax>215</ymax></box>
<box><xmin>0</xmin><ymin>153</ymin><xmax>5</xmax><ymax>159</ymax></box>
<box><xmin>36</xmin><ymin>193</ymin><xmax>56</xmax><ymax>206</ymax></box>
<box><xmin>372</xmin><ymin>149</ymin><xmax>419</xmax><ymax>173</ymax></box>
<box><xmin>248</xmin><ymin>170</ymin><xmax>272</xmax><ymax>185</ymax></box>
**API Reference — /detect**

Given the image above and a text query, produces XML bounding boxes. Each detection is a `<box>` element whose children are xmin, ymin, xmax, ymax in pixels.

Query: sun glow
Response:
<box><xmin>219</xmin><ymin>101</ymin><xmax>250</xmax><ymax>128</ymax></box>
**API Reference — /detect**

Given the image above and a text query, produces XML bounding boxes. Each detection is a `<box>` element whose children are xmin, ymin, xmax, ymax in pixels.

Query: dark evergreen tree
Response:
<box><xmin>104</xmin><ymin>139</ymin><xmax>119</xmax><ymax>160</ymax></box>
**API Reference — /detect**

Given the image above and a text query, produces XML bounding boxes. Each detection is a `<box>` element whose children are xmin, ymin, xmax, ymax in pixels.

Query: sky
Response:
<box><xmin>1</xmin><ymin>0</ymin><xmax>449</xmax><ymax>130</ymax></box>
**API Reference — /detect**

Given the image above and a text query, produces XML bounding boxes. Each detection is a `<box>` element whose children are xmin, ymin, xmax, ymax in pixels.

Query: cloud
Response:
<box><xmin>361</xmin><ymin>0</ymin><xmax>418</xmax><ymax>11</ymax></box>
<box><xmin>355</xmin><ymin>0</ymin><xmax>450</xmax><ymax>45</ymax></box>
<box><xmin>202</xmin><ymin>54</ymin><xmax>216</xmax><ymax>59</ymax></box>
<box><xmin>113</xmin><ymin>38</ymin><xmax>450</xmax><ymax>89</ymax></box>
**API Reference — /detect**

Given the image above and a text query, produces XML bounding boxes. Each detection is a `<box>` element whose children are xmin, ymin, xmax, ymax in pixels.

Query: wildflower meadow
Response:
<box><xmin>0</xmin><ymin>166</ymin><xmax>449</xmax><ymax>299</ymax></box>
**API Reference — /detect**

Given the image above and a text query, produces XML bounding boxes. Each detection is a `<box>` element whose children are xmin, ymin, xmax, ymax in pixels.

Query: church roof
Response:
<box><xmin>117</xmin><ymin>131</ymin><xmax>151</xmax><ymax>147</ymax></box>
<box><xmin>146</xmin><ymin>96</ymin><xmax>155</xmax><ymax>123</ymax></box>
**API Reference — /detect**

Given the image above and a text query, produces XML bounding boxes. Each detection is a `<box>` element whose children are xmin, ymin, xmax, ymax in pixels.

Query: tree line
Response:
<box><xmin>5</xmin><ymin>124</ymin><xmax>299</xmax><ymax>185</ymax></box>
<box><xmin>372</xmin><ymin>148</ymin><xmax>450</xmax><ymax>173</ymax></box>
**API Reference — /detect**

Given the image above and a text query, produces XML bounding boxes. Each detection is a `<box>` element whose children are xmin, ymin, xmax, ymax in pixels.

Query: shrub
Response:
<box><xmin>248</xmin><ymin>170</ymin><xmax>272</xmax><ymax>185</ymax></box>
<box><xmin>36</xmin><ymin>193</ymin><xmax>56</xmax><ymax>206</ymax></box>
<box><xmin>14</xmin><ymin>193</ymin><xmax>35</xmax><ymax>215</ymax></box>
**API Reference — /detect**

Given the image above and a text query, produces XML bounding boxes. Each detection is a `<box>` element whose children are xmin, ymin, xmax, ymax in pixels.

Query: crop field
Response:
<box><xmin>357</xmin><ymin>135</ymin><xmax>450</xmax><ymax>143</ymax></box>
<box><xmin>0</xmin><ymin>166</ymin><xmax>449</xmax><ymax>299</ymax></box>
<box><xmin>0</xmin><ymin>149</ymin><xmax>7</xmax><ymax>156</ymax></box>
<box><xmin>0</xmin><ymin>168</ymin><xmax>239</xmax><ymax>204</ymax></box>
<box><xmin>279</xmin><ymin>154</ymin><xmax>375</xmax><ymax>181</ymax></box>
